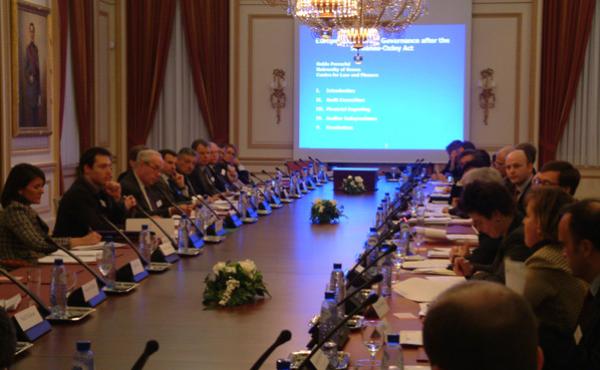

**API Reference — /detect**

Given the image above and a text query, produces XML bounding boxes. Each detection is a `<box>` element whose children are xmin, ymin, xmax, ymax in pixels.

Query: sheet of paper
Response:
<box><xmin>53</xmin><ymin>250</ymin><xmax>102</xmax><ymax>259</ymax></box>
<box><xmin>505</xmin><ymin>258</ymin><xmax>527</xmax><ymax>295</ymax></box>
<box><xmin>402</xmin><ymin>259</ymin><xmax>450</xmax><ymax>270</ymax></box>
<box><xmin>393</xmin><ymin>312</ymin><xmax>418</xmax><ymax>320</ymax></box>
<box><xmin>37</xmin><ymin>255</ymin><xmax>96</xmax><ymax>264</ymax></box>
<box><xmin>400</xmin><ymin>330</ymin><xmax>423</xmax><ymax>346</ymax></box>
<box><xmin>414</xmin><ymin>227</ymin><xmax>447</xmax><ymax>239</ymax></box>
<box><xmin>418</xmin><ymin>303</ymin><xmax>429</xmax><ymax>316</ymax></box>
<box><xmin>424</xmin><ymin>276</ymin><xmax>465</xmax><ymax>284</ymax></box>
<box><xmin>427</xmin><ymin>249</ymin><xmax>451</xmax><ymax>259</ymax></box>
<box><xmin>393</xmin><ymin>277</ymin><xmax>461</xmax><ymax>302</ymax></box>
<box><xmin>73</xmin><ymin>242</ymin><xmax>126</xmax><ymax>251</ymax></box>
<box><xmin>446</xmin><ymin>234</ymin><xmax>479</xmax><ymax>242</ymax></box>
<box><xmin>411</xmin><ymin>268</ymin><xmax>456</xmax><ymax>276</ymax></box>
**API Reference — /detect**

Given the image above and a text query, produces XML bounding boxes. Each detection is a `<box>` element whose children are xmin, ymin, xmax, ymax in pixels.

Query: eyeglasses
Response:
<box><xmin>532</xmin><ymin>177</ymin><xmax>559</xmax><ymax>187</ymax></box>
<box><xmin>145</xmin><ymin>162</ymin><xmax>161</xmax><ymax>172</ymax></box>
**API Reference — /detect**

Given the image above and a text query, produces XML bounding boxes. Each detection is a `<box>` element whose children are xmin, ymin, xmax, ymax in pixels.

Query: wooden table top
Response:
<box><xmin>10</xmin><ymin>180</ymin><xmax>448</xmax><ymax>370</ymax></box>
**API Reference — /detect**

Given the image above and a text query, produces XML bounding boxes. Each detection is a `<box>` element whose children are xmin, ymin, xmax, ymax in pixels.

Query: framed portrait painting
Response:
<box><xmin>11</xmin><ymin>0</ymin><xmax>51</xmax><ymax>137</ymax></box>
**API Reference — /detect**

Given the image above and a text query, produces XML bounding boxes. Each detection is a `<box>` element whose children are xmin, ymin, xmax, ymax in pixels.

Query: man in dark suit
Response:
<box><xmin>54</xmin><ymin>147</ymin><xmax>137</xmax><ymax>237</ymax></box>
<box><xmin>191</xmin><ymin>139</ymin><xmax>220</xmax><ymax>196</ymax></box>
<box><xmin>207</xmin><ymin>142</ymin><xmax>228</xmax><ymax>192</ymax></box>
<box><xmin>159</xmin><ymin>149</ymin><xmax>190</xmax><ymax>202</ymax></box>
<box><xmin>176</xmin><ymin>148</ymin><xmax>200</xmax><ymax>196</ymax></box>
<box><xmin>505</xmin><ymin>149</ymin><xmax>534</xmax><ymax>214</ymax></box>
<box><xmin>452</xmin><ymin>180</ymin><xmax>530</xmax><ymax>283</ymax></box>
<box><xmin>560</xmin><ymin>199</ymin><xmax>600</xmax><ymax>369</ymax></box>
<box><xmin>120</xmin><ymin>149</ymin><xmax>191</xmax><ymax>217</ymax></box>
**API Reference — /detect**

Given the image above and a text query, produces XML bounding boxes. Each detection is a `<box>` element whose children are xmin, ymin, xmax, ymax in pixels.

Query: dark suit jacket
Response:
<box><xmin>516</xmin><ymin>178</ymin><xmax>533</xmax><ymax>215</ymax></box>
<box><xmin>190</xmin><ymin>165</ymin><xmax>219</xmax><ymax>196</ymax></box>
<box><xmin>208</xmin><ymin>164</ymin><xmax>228</xmax><ymax>192</ymax></box>
<box><xmin>54</xmin><ymin>178</ymin><xmax>128</xmax><ymax>237</ymax></box>
<box><xmin>568</xmin><ymin>290</ymin><xmax>600</xmax><ymax>370</ymax></box>
<box><xmin>163</xmin><ymin>176</ymin><xmax>190</xmax><ymax>203</ymax></box>
<box><xmin>471</xmin><ymin>213</ymin><xmax>531</xmax><ymax>283</ymax></box>
<box><xmin>119</xmin><ymin>171</ymin><xmax>173</xmax><ymax>218</ymax></box>
<box><xmin>467</xmin><ymin>233</ymin><xmax>502</xmax><ymax>266</ymax></box>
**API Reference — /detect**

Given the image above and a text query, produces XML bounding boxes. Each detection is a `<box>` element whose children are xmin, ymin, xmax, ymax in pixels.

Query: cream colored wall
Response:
<box><xmin>0</xmin><ymin>0</ymin><xmax>60</xmax><ymax>224</ymax></box>
<box><xmin>0</xmin><ymin>0</ymin><xmax>126</xmax><ymax>224</ymax></box>
<box><xmin>230</xmin><ymin>0</ymin><xmax>541</xmax><ymax>171</ymax></box>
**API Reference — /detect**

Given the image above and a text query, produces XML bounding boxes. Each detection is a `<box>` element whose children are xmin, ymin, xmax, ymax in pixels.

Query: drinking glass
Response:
<box><xmin>26</xmin><ymin>267</ymin><xmax>42</xmax><ymax>307</ymax></box>
<box><xmin>359</xmin><ymin>320</ymin><xmax>385</xmax><ymax>366</ymax></box>
<box><xmin>65</xmin><ymin>271</ymin><xmax>78</xmax><ymax>298</ymax></box>
<box><xmin>97</xmin><ymin>246</ymin><xmax>115</xmax><ymax>288</ymax></box>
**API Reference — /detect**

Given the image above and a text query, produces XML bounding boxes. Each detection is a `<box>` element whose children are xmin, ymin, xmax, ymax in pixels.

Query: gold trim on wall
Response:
<box><xmin>472</xmin><ymin>12</ymin><xmax>523</xmax><ymax>145</ymax></box>
<box><xmin>246</xmin><ymin>14</ymin><xmax>293</xmax><ymax>150</ymax></box>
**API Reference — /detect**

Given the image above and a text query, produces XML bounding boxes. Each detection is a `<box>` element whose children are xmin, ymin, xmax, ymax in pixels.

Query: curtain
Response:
<box><xmin>57</xmin><ymin>0</ymin><xmax>68</xmax><ymax>193</ymax></box>
<box><xmin>538</xmin><ymin>0</ymin><xmax>596</xmax><ymax>165</ymax></box>
<box><xmin>558</xmin><ymin>3</ymin><xmax>600</xmax><ymax>166</ymax></box>
<box><xmin>181</xmin><ymin>0</ymin><xmax>229</xmax><ymax>144</ymax></box>
<box><xmin>69</xmin><ymin>0</ymin><xmax>94</xmax><ymax>153</ymax></box>
<box><xmin>126</xmin><ymin>0</ymin><xmax>176</xmax><ymax>150</ymax></box>
<box><xmin>147</xmin><ymin>1</ymin><xmax>209</xmax><ymax>151</ymax></box>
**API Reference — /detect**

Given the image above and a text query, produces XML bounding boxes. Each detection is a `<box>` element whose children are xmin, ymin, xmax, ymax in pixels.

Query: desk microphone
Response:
<box><xmin>249</xmin><ymin>329</ymin><xmax>292</xmax><ymax>370</ymax></box>
<box><xmin>99</xmin><ymin>215</ymin><xmax>150</xmax><ymax>265</ymax></box>
<box><xmin>131</xmin><ymin>339</ymin><xmax>159</xmax><ymax>370</ymax></box>
<box><xmin>194</xmin><ymin>196</ymin><xmax>223</xmax><ymax>219</ymax></box>
<box><xmin>347</xmin><ymin>244</ymin><xmax>397</xmax><ymax>288</ymax></box>
<box><xmin>133</xmin><ymin>205</ymin><xmax>178</xmax><ymax>248</ymax></box>
<box><xmin>337</xmin><ymin>274</ymin><xmax>382</xmax><ymax>308</ymax></box>
<box><xmin>154</xmin><ymin>187</ymin><xmax>206</xmax><ymax>237</ymax></box>
<box><xmin>297</xmin><ymin>294</ymin><xmax>379</xmax><ymax>370</ymax></box>
<box><xmin>0</xmin><ymin>268</ymin><xmax>50</xmax><ymax>316</ymax></box>
<box><xmin>45</xmin><ymin>237</ymin><xmax>108</xmax><ymax>287</ymax></box>
<box><xmin>275</xmin><ymin>167</ymin><xmax>289</xmax><ymax>176</ymax></box>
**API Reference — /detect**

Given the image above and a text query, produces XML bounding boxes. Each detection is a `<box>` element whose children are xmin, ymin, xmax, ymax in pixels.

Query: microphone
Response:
<box><xmin>45</xmin><ymin>237</ymin><xmax>108</xmax><ymax>287</ymax></box>
<box><xmin>275</xmin><ymin>167</ymin><xmax>289</xmax><ymax>176</ymax></box>
<box><xmin>249</xmin><ymin>329</ymin><xmax>293</xmax><ymax>370</ymax></box>
<box><xmin>99</xmin><ymin>215</ymin><xmax>149</xmax><ymax>265</ymax></box>
<box><xmin>249</xmin><ymin>172</ymin><xmax>266</xmax><ymax>185</ymax></box>
<box><xmin>217</xmin><ymin>192</ymin><xmax>243</xmax><ymax>217</ymax></box>
<box><xmin>131</xmin><ymin>339</ymin><xmax>159</xmax><ymax>370</ymax></box>
<box><xmin>133</xmin><ymin>205</ymin><xmax>178</xmax><ymax>248</ymax></box>
<box><xmin>345</xmin><ymin>222</ymin><xmax>400</xmax><ymax>287</ymax></box>
<box><xmin>261</xmin><ymin>170</ymin><xmax>277</xmax><ymax>181</ymax></box>
<box><xmin>154</xmin><ymin>187</ymin><xmax>206</xmax><ymax>237</ymax></box>
<box><xmin>347</xmin><ymin>244</ymin><xmax>397</xmax><ymax>288</ymax></box>
<box><xmin>297</xmin><ymin>294</ymin><xmax>379</xmax><ymax>370</ymax></box>
<box><xmin>337</xmin><ymin>274</ymin><xmax>382</xmax><ymax>308</ymax></box>
<box><xmin>194</xmin><ymin>196</ymin><xmax>223</xmax><ymax>219</ymax></box>
<box><xmin>0</xmin><ymin>268</ymin><xmax>50</xmax><ymax>316</ymax></box>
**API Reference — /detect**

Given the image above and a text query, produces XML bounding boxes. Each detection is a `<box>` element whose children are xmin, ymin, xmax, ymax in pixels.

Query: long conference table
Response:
<box><xmin>7</xmin><ymin>179</ymin><xmax>436</xmax><ymax>369</ymax></box>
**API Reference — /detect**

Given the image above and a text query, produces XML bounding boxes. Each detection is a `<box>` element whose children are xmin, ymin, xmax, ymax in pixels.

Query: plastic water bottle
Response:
<box><xmin>138</xmin><ymin>224</ymin><xmax>152</xmax><ymax>263</ymax></box>
<box><xmin>381</xmin><ymin>334</ymin><xmax>404</xmax><ymax>369</ymax></box>
<box><xmin>366</xmin><ymin>227</ymin><xmax>380</xmax><ymax>267</ymax></box>
<box><xmin>72</xmin><ymin>340</ymin><xmax>94</xmax><ymax>370</ymax></box>
<box><xmin>376</xmin><ymin>206</ymin><xmax>384</xmax><ymax>227</ymax></box>
<box><xmin>50</xmin><ymin>258</ymin><xmax>67</xmax><ymax>318</ymax></box>
<box><xmin>380</xmin><ymin>251</ymin><xmax>393</xmax><ymax>297</ymax></box>
<box><xmin>330</xmin><ymin>263</ymin><xmax>346</xmax><ymax>316</ymax></box>
<box><xmin>319</xmin><ymin>291</ymin><xmax>339</xmax><ymax>344</ymax></box>
<box><xmin>178</xmin><ymin>215</ymin><xmax>190</xmax><ymax>252</ymax></box>
<box><xmin>400</xmin><ymin>222</ymin><xmax>412</xmax><ymax>256</ymax></box>
<box><xmin>384</xmin><ymin>193</ymin><xmax>392</xmax><ymax>213</ymax></box>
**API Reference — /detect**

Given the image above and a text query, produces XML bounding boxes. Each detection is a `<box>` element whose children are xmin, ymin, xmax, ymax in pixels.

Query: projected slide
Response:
<box><xmin>298</xmin><ymin>24</ymin><xmax>467</xmax><ymax>151</ymax></box>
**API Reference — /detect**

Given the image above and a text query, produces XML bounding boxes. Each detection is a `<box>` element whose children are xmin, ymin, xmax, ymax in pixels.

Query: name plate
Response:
<box><xmin>311</xmin><ymin>348</ymin><xmax>330</xmax><ymax>370</ymax></box>
<box><xmin>82</xmin><ymin>279</ymin><xmax>100</xmax><ymax>303</ymax></box>
<box><xmin>14</xmin><ymin>306</ymin><xmax>44</xmax><ymax>332</ymax></box>
<box><xmin>159</xmin><ymin>242</ymin><xmax>176</xmax><ymax>256</ymax></box>
<box><xmin>355</xmin><ymin>265</ymin><xmax>365</xmax><ymax>274</ymax></box>
<box><xmin>372</xmin><ymin>296</ymin><xmax>390</xmax><ymax>318</ymax></box>
<box><xmin>0</xmin><ymin>294</ymin><xmax>22</xmax><ymax>311</ymax></box>
<box><xmin>130</xmin><ymin>259</ymin><xmax>145</xmax><ymax>276</ymax></box>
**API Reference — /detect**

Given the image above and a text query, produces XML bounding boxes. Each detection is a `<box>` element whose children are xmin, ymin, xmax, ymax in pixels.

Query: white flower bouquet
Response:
<box><xmin>310</xmin><ymin>198</ymin><xmax>344</xmax><ymax>224</ymax></box>
<box><xmin>341</xmin><ymin>175</ymin><xmax>366</xmax><ymax>194</ymax></box>
<box><xmin>203</xmin><ymin>259</ymin><xmax>270</xmax><ymax>308</ymax></box>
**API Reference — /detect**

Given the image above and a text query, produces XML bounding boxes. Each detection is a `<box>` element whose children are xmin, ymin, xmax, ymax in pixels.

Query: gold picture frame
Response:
<box><xmin>11</xmin><ymin>0</ymin><xmax>52</xmax><ymax>137</ymax></box>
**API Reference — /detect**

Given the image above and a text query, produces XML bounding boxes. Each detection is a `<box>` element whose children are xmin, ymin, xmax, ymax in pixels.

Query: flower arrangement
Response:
<box><xmin>310</xmin><ymin>198</ymin><xmax>344</xmax><ymax>224</ymax></box>
<box><xmin>203</xmin><ymin>259</ymin><xmax>270</xmax><ymax>308</ymax></box>
<box><xmin>341</xmin><ymin>175</ymin><xmax>366</xmax><ymax>194</ymax></box>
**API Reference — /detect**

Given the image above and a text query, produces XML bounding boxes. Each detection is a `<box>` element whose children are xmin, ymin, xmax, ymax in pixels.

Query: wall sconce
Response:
<box><xmin>270</xmin><ymin>69</ymin><xmax>287</xmax><ymax>124</ymax></box>
<box><xmin>478</xmin><ymin>68</ymin><xmax>496</xmax><ymax>125</ymax></box>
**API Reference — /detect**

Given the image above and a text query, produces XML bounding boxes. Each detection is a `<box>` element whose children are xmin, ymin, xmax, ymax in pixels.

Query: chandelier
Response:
<box><xmin>264</xmin><ymin>0</ymin><xmax>428</xmax><ymax>61</ymax></box>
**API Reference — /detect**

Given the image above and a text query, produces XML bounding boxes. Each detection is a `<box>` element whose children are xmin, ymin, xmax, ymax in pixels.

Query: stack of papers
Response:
<box><xmin>414</xmin><ymin>227</ymin><xmax>447</xmax><ymax>239</ymax></box>
<box><xmin>402</xmin><ymin>259</ymin><xmax>450</xmax><ymax>270</ymax></box>
<box><xmin>38</xmin><ymin>251</ymin><xmax>98</xmax><ymax>264</ymax></box>
<box><xmin>73</xmin><ymin>242</ymin><xmax>126</xmax><ymax>251</ymax></box>
<box><xmin>427</xmin><ymin>248</ymin><xmax>452</xmax><ymax>259</ymax></box>
<box><xmin>393</xmin><ymin>276</ymin><xmax>465</xmax><ymax>302</ymax></box>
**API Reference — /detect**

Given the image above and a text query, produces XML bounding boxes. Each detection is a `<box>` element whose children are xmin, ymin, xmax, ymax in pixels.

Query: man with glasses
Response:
<box><xmin>120</xmin><ymin>149</ymin><xmax>191</xmax><ymax>217</ymax></box>
<box><xmin>533</xmin><ymin>160</ymin><xmax>581</xmax><ymax>196</ymax></box>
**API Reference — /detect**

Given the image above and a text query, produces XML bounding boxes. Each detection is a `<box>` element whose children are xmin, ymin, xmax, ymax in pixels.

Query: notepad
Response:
<box><xmin>402</xmin><ymin>259</ymin><xmax>450</xmax><ymax>270</ymax></box>
<box><xmin>393</xmin><ymin>277</ymin><xmax>463</xmax><ymax>302</ymax></box>
<box><xmin>400</xmin><ymin>330</ymin><xmax>423</xmax><ymax>346</ymax></box>
<box><xmin>38</xmin><ymin>255</ymin><xmax>96</xmax><ymax>264</ymax></box>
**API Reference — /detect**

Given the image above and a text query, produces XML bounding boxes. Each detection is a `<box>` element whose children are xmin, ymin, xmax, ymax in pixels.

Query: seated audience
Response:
<box><xmin>0</xmin><ymin>164</ymin><xmax>100</xmax><ymax>266</ymax></box>
<box><xmin>533</xmin><ymin>160</ymin><xmax>581</xmax><ymax>196</ymax></box>
<box><xmin>505</xmin><ymin>148</ymin><xmax>534</xmax><ymax>213</ymax></box>
<box><xmin>159</xmin><ymin>149</ymin><xmax>189</xmax><ymax>202</ymax></box>
<box><xmin>453</xmin><ymin>180</ymin><xmax>530</xmax><ymax>283</ymax></box>
<box><xmin>522</xmin><ymin>187</ymin><xmax>586</xmax><ymax>370</ymax></box>
<box><xmin>438</xmin><ymin>139</ymin><xmax>463</xmax><ymax>180</ymax></box>
<box><xmin>423</xmin><ymin>280</ymin><xmax>543</xmax><ymax>370</ymax></box>
<box><xmin>191</xmin><ymin>139</ymin><xmax>220</xmax><ymax>196</ymax></box>
<box><xmin>54</xmin><ymin>147</ymin><xmax>136</xmax><ymax>237</ymax></box>
<box><xmin>120</xmin><ymin>149</ymin><xmax>190</xmax><ymax>217</ymax></box>
<box><xmin>559</xmin><ymin>199</ymin><xmax>600</xmax><ymax>369</ymax></box>
<box><xmin>0</xmin><ymin>308</ymin><xmax>16</xmax><ymax>369</ymax></box>
<box><xmin>492</xmin><ymin>145</ymin><xmax>514</xmax><ymax>178</ymax></box>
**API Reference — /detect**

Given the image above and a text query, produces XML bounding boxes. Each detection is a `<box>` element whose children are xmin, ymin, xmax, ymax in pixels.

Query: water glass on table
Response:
<box><xmin>357</xmin><ymin>320</ymin><xmax>385</xmax><ymax>366</ymax></box>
